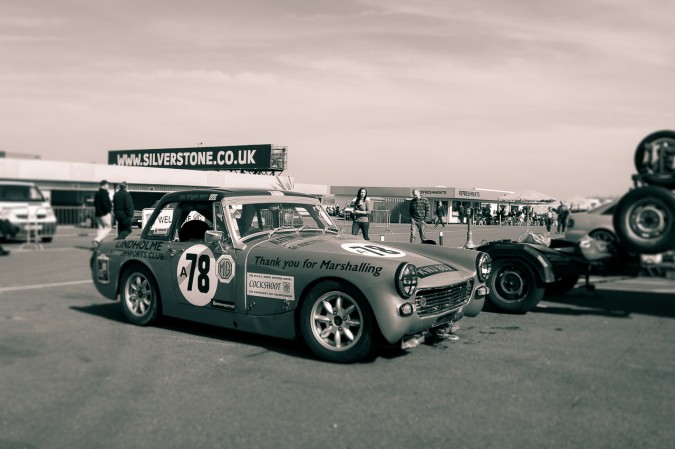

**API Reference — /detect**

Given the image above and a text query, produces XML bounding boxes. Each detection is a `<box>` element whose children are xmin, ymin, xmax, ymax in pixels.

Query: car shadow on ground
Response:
<box><xmin>531</xmin><ymin>288</ymin><xmax>675</xmax><ymax>319</ymax></box>
<box><xmin>70</xmin><ymin>302</ymin><xmax>409</xmax><ymax>363</ymax></box>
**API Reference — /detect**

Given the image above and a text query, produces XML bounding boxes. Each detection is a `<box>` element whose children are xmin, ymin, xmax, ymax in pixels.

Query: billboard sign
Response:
<box><xmin>108</xmin><ymin>145</ymin><xmax>283</xmax><ymax>171</ymax></box>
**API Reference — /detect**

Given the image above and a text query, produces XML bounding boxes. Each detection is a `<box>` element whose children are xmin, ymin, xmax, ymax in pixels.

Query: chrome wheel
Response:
<box><xmin>124</xmin><ymin>272</ymin><xmax>153</xmax><ymax>317</ymax></box>
<box><xmin>310</xmin><ymin>291</ymin><xmax>364</xmax><ymax>352</ymax></box>
<box><xmin>300</xmin><ymin>280</ymin><xmax>376</xmax><ymax>362</ymax></box>
<box><xmin>120</xmin><ymin>266</ymin><xmax>159</xmax><ymax>326</ymax></box>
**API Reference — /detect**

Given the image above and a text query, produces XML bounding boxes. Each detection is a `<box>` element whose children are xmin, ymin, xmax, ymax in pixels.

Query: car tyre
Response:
<box><xmin>545</xmin><ymin>273</ymin><xmax>580</xmax><ymax>296</ymax></box>
<box><xmin>487</xmin><ymin>259</ymin><xmax>545</xmax><ymax>313</ymax></box>
<box><xmin>300</xmin><ymin>280</ymin><xmax>376</xmax><ymax>363</ymax></box>
<box><xmin>634</xmin><ymin>130</ymin><xmax>675</xmax><ymax>188</ymax></box>
<box><xmin>120</xmin><ymin>265</ymin><xmax>160</xmax><ymax>326</ymax></box>
<box><xmin>613</xmin><ymin>186</ymin><xmax>675</xmax><ymax>254</ymax></box>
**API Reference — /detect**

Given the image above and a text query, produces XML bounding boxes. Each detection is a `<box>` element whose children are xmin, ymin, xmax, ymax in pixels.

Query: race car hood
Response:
<box><xmin>244</xmin><ymin>232</ymin><xmax>478</xmax><ymax>286</ymax></box>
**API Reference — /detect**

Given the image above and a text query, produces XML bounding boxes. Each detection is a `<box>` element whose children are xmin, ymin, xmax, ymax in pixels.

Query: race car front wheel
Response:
<box><xmin>613</xmin><ymin>186</ymin><xmax>675</xmax><ymax>254</ymax></box>
<box><xmin>300</xmin><ymin>281</ymin><xmax>376</xmax><ymax>363</ymax></box>
<box><xmin>120</xmin><ymin>265</ymin><xmax>160</xmax><ymax>326</ymax></box>
<box><xmin>487</xmin><ymin>259</ymin><xmax>545</xmax><ymax>313</ymax></box>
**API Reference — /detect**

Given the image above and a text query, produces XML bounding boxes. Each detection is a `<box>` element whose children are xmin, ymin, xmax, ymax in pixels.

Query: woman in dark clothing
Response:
<box><xmin>351</xmin><ymin>187</ymin><xmax>371</xmax><ymax>240</ymax></box>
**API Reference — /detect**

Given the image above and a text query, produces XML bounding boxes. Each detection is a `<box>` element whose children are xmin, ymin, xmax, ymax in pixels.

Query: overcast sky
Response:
<box><xmin>1</xmin><ymin>0</ymin><xmax>674</xmax><ymax>200</ymax></box>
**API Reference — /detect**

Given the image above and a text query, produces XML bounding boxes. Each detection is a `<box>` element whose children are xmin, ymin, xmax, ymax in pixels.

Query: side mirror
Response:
<box><xmin>205</xmin><ymin>230</ymin><xmax>224</xmax><ymax>244</ymax></box>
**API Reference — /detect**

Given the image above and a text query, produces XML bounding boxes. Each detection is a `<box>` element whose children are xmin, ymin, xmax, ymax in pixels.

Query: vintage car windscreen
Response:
<box><xmin>225</xmin><ymin>200</ymin><xmax>337</xmax><ymax>240</ymax></box>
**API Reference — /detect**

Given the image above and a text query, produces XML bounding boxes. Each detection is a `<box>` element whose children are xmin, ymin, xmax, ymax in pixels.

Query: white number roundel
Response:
<box><xmin>341</xmin><ymin>243</ymin><xmax>406</xmax><ymax>258</ymax></box>
<box><xmin>176</xmin><ymin>244</ymin><xmax>217</xmax><ymax>306</ymax></box>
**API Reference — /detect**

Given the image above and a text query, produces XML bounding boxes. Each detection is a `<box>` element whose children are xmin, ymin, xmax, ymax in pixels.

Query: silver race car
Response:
<box><xmin>91</xmin><ymin>188</ymin><xmax>490</xmax><ymax>362</ymax></box>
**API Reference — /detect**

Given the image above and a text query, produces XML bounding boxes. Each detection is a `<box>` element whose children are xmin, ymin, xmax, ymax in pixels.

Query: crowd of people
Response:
<box><xmin>333</xmin><ymin>189</ymin><xmax>573</xmax><ymax>243</ymax></box>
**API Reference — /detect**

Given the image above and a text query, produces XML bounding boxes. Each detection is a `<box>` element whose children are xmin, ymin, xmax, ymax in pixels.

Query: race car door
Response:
<box><xmin>160</xmin><ymin>200</ymin><xmax>238</xmax><ymax>318</ymax></box>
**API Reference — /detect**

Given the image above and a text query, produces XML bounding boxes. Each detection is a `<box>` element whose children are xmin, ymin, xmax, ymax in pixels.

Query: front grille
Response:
<box><xmin>415</xmin><ymin>279</ymin><xmax>474</xmax><ymax>317</ymax></box>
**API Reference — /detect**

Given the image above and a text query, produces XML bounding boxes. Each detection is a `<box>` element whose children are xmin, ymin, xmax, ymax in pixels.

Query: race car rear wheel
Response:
<box><xmin>634</xmin><ymin>130</ymin><xmax>675</xmax><ymax>188</ymax></box>
<box><xmin>613</xmin><ymin>186</ymin><xmax>675</xmax><ymax>254</ymax></box>
<box><xmin>487</xmin><ymin>259</ymin><xmax>544</xmax><ymax>313</ymax></box>
<box><xmin>120</xmin><ymin>265</ymin><xmax>160</xmax><ymax>326</ymax></box>
<box><xmin>300</xmin><ymin>281</ymin><xmax>376</xmax><ymax>363</ymax></box>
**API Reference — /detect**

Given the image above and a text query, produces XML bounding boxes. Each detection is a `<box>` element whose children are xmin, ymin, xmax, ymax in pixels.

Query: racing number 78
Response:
<box><xmin>186</xmin><ymin>253</ymin><xmax>210</xmax><ymax>293</ymax></box>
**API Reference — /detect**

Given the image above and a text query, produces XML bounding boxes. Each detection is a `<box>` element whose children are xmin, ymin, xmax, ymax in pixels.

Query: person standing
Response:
<box><xmin>350</xmin><ymin>187</ymin><xmax>371</xmax><ymax>240</ymax></box>
<box><xmin>92</xmin><ymin>180</ymin><xmax>113</xmax><ymax>248</ymax></box>
<box><xmin>409</xmin><ymin>189</ymin><xmax>430</xmax><ymax>243</ymax></box>
<box><xmin>544</xmin><ymin>207</ymin><xmax>553</xmax><ymax>233</ymax></box>
<box><xmin>556</xmin><ymin>202</ymin><xmax>569</xmax><ymax>234</ymax></box>
<box><xmin>458</xmin><ymin>205</ymin><xmax>466</xmax><ymax>224</ymax></box>
<box><xmin>113</xmin><ymin>181</ymin><xmax>134</xmax><ymax>240</ymax></box>
<box><xmin>559</xmin><ymin>203</ymin><xmax>570</xmax><ymax>233</ymax></box>
<box><xmin>434</xmin><ymin>203</ymin><xmax>446</xmax><ymax>227</ymax></box>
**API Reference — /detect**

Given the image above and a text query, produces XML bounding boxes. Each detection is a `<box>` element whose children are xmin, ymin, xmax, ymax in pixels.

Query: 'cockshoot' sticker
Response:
<box><xmin>341</xmin><ymin>243</ymin><xmax>406</xmax><ymax>258</ymax></box>
<box><xmin>177</xmin><ymin>244</ymin><xmax>217</xmax><ymax>306</ymax></box>
<box><xmin>247</xmin><ymin>272</ymin><xmax>295</xmax><ymax>301</ymax></box>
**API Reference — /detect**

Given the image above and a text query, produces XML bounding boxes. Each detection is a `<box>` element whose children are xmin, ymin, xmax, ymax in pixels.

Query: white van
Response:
<box><xmin>0</xmin><ymin>181</ymin><xmax>58</xmax><ymax>242</ymax></box>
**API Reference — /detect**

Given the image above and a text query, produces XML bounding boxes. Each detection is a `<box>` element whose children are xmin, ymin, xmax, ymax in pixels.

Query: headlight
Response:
<box><xmin>395</xmin><ymin>263</ymin><xmax>418</xmax><ymax>298</ymax></box>
<box><xmin>476</xmin><ymin>253</ymin><xmax>491</xmax><ymax>282</ymax></box>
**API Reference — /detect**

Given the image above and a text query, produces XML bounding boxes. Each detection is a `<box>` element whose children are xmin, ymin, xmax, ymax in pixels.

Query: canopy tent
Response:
<box><xmin>499</xmin><ymin>189</ymin><xmax>557</xmax><ymax>204</ymax></box>
<box><xmin>497</xmin><ymin>189</ymin><xmax>557</xmax><ymax>226</ymax></box>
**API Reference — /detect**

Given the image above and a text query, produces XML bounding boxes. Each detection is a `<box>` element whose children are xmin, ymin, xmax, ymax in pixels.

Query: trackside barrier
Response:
<box><xmin>370</xmin><ymin>210</ymin><xmax>392</xmax><ymax>235</ymax></box>
<box><xmin>53</xmin><ymin>206</ymin><xmax>96</xmax><ymax>226</ymax></box>
<box><xmin>341</xmin><ymin>210</ymin><xmax>391</xmax><ymax>235</ymax></box>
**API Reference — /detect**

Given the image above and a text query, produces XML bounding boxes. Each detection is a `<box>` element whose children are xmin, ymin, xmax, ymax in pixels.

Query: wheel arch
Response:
<box><xmin>294</xmin><ymin>276</ymin><xmax>380</xmax><ymax>339</ymax></box>
<box><xmin>116</xmin><ymin>259</ymin><xmax>163</xmax><ymax>311</ymax></box>
<box><xmin>483</xmin><ymin>245</ymin><xmax>555</xmax><ymax>286</ymax></box>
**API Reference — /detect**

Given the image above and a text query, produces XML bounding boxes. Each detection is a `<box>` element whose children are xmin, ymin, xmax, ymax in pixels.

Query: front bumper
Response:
<box><xmin>373</xmin><ymin>279</ymin><xmax>486</xmax><ymax>345</ymax></box>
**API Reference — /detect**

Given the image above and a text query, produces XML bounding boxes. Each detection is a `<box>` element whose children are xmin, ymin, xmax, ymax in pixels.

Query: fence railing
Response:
<box><xmin>339</xmin><ymin>209</ymin><xmax>391</xmax><ymax>234</ymax></box>
<box><xmin>54</xmin><ymin>206</ymin><xmax>97</xmax><ymax>227</ymax></box>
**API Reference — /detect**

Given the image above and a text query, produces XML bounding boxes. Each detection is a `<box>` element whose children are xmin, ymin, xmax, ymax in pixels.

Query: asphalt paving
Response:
<box><xmin>1</xmin><ymin>226</ymin><xmax>673</xmax><ymax>449</ymax></box>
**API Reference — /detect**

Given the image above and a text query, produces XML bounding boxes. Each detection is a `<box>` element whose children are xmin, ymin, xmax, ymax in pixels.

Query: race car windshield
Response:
<box><xmin>226</xmin><ymin>200</ymin><xmax>337</xmax><ymax>241</ymax></box>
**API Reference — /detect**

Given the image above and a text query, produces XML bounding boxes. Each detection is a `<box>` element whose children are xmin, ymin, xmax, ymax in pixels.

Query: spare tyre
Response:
<box><xmin>613</xmin><ymin>186</ymin><xmax>675</xmax><ymax>254</ymax></box>
<box><xmin>634</xmin><ymin>130</ymin><xmax>675</xmax><ymax>188</ymax></box>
